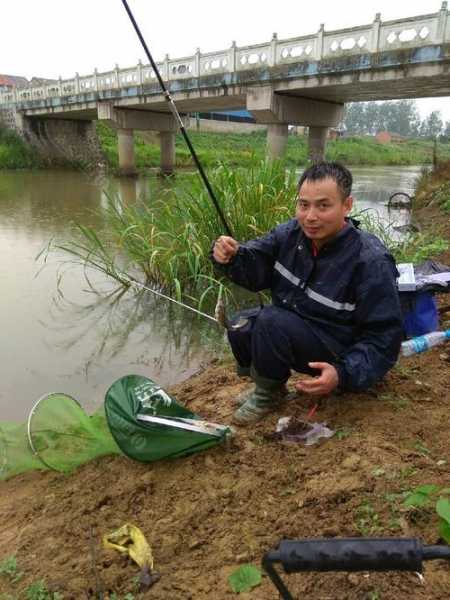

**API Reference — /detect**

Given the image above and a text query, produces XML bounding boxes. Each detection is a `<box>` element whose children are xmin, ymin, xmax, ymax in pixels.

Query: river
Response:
<box><xmin>0</xmin><ymin>165</ymin><xmax>422</xmax><ymax>420</ymax></box>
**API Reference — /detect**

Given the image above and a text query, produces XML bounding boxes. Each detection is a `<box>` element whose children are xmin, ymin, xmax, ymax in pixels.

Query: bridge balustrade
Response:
<box><xmin>0</xmin><ymin>3</ymin><xmax>448</xmax><ymax>107</ymax></box>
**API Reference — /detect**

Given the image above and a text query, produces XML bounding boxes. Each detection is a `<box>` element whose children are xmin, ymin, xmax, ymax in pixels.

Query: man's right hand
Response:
<box><xmin>213</xmin><ymin>236</ymin><xmax>240</xmax><ymax>264</ymax></box>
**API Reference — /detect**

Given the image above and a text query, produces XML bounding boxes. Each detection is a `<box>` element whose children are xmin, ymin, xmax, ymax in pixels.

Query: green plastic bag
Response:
<box><xmin>104</xmin><ymin>374</ymin><xmax>232</xmax><ymax>462</ymax></box>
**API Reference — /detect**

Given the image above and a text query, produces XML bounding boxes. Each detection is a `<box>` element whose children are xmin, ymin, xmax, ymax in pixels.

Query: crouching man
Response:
<box><xmin>210</xmin><ymin>161</ymin><xmax>403</xmax><ymax>425</ymax></box>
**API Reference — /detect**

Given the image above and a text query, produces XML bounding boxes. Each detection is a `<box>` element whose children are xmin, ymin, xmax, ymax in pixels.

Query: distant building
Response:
<box><xmin>375</xmin><ymin>131</ymin><xmax>406</xmax><ymax>144</ymax></box>
<box><xmin>0</xmin><ymin>74</ymin><xmax>28</xmax><ymax>91</ymax></box>
<box><xmin>29</xmin><ymin>76</ymin><xmax>58</xmax><ymax>87</ymax></box>
<box><xmin>193</xmin><ymin>109</ymin><xmax>256</xmax><ymax>124</ymax></box>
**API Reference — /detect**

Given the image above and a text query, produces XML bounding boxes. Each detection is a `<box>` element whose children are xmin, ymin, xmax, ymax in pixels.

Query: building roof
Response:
<box><xmin>0</xmin><ymin>74</ymin><xmax>29</xmax><ymax>88</ymax></box>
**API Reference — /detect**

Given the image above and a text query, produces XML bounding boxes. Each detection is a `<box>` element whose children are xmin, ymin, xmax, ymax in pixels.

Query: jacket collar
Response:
<box><xmin>298</xmin><ymin>218</ymin><xmax>358</xmax><ymax>255</ymax></box>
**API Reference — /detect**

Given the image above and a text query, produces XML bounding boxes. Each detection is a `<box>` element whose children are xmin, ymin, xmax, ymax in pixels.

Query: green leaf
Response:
<box><xmin>414</xmin><ymin>484</ymin><xmax>439</xmax><ymax>495</ymax></box>
<box><xmin>439</xmin><ymin>519</ymin><xmax>450</xmax><ymax>544</ymax></box>
<box><xmin>436</xmin><ymin>498</ymin><xmax>450</xmax><ymax>524</ymax></box>
<box><xmin>228</xmin><ymin>564</ymin><xmax>262</xmax><ymax>593</ymax></box>
<box><xmin>404</xmin><ymin>492</ymin><xmax>431</xmax><ymax>508</ymax></box>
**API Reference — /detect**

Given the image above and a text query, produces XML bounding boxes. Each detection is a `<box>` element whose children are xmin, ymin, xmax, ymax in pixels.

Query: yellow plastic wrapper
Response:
<box><xmin>103</xmin><ymin>523</ymin><xmax>154</xmax><ymax>570</ymax></box>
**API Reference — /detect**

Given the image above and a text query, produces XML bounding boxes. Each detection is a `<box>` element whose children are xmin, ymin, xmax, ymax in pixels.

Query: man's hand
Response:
<box><xmin>213</xmin><ymin>235</ymin><xmax>239</xmax><ymax>264</ymax></box>
<box><xmin>295</xmin><ymin>362</ymin><xmax>339</xmax><ymax>395</ymax></box>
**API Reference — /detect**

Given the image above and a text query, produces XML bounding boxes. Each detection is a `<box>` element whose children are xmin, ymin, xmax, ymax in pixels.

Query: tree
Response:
<box><xmin>420</xmin><ymin>111</ymin><xmax>443</xmax><ymax>139</ymax></box>
<box><xmin>342</xmin><ymin>100</ymin><xmax>420</xmax><ymax>137</ymax></box>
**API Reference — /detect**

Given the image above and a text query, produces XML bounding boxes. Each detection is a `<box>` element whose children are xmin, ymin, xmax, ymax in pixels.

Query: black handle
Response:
<box><xmin>262</xmin><ymin>538</ymin><xmax>450</xmax><ymax>600</ymax></box>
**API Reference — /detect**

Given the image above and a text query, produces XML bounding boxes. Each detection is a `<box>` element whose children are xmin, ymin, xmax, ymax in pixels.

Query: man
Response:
<box><xmin>211</xmin><ymin>161</ymin><xmax>403</xmax><ymax>425</ymax></box>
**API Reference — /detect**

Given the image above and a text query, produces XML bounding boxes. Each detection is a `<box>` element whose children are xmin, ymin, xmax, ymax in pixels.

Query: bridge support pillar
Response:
<box><xmin>117</xmin><ymin>128</ymin><xmax>136</xmax><ymax>176</ymax></box>
<box><xmin>159</xmin><ymin>131</ymin><xmax>176</xmax><ymax>175</ymax></box>
<box><xmin>308</xmin><ymin>126</ymin><xmax>328</xmax><ymax>163</ymax></box>
<box><xmin>266</xmin><ymin>124</ymin><xmax>288</xmax><ymax>160</ymax></box>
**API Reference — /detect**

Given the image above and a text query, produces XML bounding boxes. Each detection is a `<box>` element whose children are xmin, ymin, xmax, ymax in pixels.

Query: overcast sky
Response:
<box><xmin>2</xmin><ymin>0</ymin><xmax>449</xmax><ymax>121</ymax></box>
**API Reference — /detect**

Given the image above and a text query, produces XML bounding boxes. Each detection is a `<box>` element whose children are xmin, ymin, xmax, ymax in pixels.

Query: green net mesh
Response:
<box><xmin>0</xmin><ymin>394</ymin><xmax>121</xmax><ymax>480</ymax></box>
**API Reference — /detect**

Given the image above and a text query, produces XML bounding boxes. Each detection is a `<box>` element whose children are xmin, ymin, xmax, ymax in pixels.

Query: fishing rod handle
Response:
<box><xmin>270</xmin><ymin>538</ymin><xmax>426</xmax><ymax>573</ymax></box>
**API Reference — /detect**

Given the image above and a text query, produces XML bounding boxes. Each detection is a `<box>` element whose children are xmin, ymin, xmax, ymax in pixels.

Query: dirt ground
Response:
<box><xmin>1</xmin><ymin>199</ymin><xmax>449</xmax><ymax>600</ymax></box>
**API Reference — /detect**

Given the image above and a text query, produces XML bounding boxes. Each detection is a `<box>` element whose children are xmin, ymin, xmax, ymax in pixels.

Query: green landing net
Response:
<box><xmin>0</xmin><ymin>375</ymin><xmax>232</xmax><ymax>481</ymax></box>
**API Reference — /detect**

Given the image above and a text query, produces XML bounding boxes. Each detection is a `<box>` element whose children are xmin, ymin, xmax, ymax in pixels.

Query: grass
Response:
<box><xmin>0</xmin><ymin>126</ymin><xmax>41</xmax><ymax>169</ymax></box>
<box><xmin>49</xmin><ymin>160</ymin><xmax>297</xmax><ymax>311</ymax></box>
<box><xmin>0</xmin><ymin>555</ymin><xmax>23</xmax><ymax>584</ymax></box>
<box><xmin>2</xmin><ymin>119</ymin><xmax>450</xmax><ymax>172</ymax></box>
<box><xmin>96</xmin><ymin>122</ymin><xmax>450</xmax><ymax>174</ymax></box>
<box><xmin>415</xmin><ymin>159</ymin><xmax>450</xmax><ymax>213</ymax></box>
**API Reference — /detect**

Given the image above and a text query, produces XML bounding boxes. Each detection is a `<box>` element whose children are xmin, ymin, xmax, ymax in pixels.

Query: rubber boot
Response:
<box><xmin>236</xmin><ymin>363</ymin><xmax>251</xmax><ymax>378</ymax></box>
<box><xmin>232</xmin><ymin>366</ymin><xmax>287</xmax><ymax>425</ymax></box>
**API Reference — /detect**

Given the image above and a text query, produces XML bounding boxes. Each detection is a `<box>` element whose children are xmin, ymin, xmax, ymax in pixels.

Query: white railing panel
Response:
<box><xmin>200</xmin><ymin>51</ymin><xmax>230</xmax><ymax>75</ymax></box>
<box><xmin>276</xmin><ymin>36</ymin><xmax>317</xmax><ymax>63</ymax></box>
<box><xmin>380</xmin><ymin>16</ymin><xmax>437</xmax><ymax>49</ymax></box>
<box><xmin>236</xmin><ymin>43</ymin><xmax>271</xmax><ymax>70</ymax></box>
<box><xmin>323</xmin><ymin>26</ymin><xmax>373</xmax><ymax>56</ymax></box>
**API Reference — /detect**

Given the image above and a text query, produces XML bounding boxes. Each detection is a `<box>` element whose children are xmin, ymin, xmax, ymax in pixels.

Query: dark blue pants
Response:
<box><xmin>227</xmin><ymin>305</ymin><xmax>335</xmax><ymax>382</ymax></box>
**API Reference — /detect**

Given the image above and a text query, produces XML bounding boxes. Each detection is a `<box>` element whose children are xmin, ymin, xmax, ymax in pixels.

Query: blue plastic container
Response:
<box><xmin>401</xmin><ymin>291</ymin><xmax>439</xmax><ymax>339</ymax></box>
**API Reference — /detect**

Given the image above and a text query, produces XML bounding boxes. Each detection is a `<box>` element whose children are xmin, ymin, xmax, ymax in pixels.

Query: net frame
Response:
<box><xmin>27</xmin><ymin>392</ymin><xmax>85</xmax><ymax>472</ymax></box>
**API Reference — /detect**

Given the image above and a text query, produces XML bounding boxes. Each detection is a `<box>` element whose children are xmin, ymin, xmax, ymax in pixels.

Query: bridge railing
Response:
<box><xmin>0</xmin><ymin>2</ymin><xmax>448</xmax><ymax>107</ymax></box>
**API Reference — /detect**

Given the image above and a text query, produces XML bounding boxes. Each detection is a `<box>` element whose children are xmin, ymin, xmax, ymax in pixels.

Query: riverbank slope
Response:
<box><xmin>0</xmin><ymin>166</ymin><xmax>449</xmax><ymax>600</ymax></box>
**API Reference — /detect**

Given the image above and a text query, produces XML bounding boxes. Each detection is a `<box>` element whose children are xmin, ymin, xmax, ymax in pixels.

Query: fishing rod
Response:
<box><xmin>120</xmin><ymin>0</ymin><xmax>233</xmax><ymax>238</ymax></box>
<box><xmin>119</xmin><ymin>0</ymin><xmax>263</xmax><ymax>320</ymax></box>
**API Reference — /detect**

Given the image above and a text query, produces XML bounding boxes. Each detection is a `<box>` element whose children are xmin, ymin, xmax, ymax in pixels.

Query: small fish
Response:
<box><xmin>214</xmin><ymin>296</ymin><xmax>249</xmax><ymax>330</ymax></box>
<box><xmin>214</xmin><ymin>296</ymin><xmax>229</xmax><ymax>329</ymax></box>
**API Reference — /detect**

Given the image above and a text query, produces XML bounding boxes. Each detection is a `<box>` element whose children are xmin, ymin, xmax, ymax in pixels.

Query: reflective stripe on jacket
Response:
<box><xmin>211</xmin><ymin>218</ymin><xmax>403</xmax><ymax>392</ymax></box>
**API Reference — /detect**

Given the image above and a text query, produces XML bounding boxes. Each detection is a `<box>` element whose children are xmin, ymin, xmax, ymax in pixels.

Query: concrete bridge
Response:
<box><xmin>1</xmin><ymin>2</ymin><xmax>449</xmax><ymax>174</ymax></box>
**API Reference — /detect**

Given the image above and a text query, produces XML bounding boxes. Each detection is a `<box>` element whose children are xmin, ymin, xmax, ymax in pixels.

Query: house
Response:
<box><xmin>375</xmin><ymin>131</ymin><xmax>406</xmax><ymax>144</ymax></box>
<box><xmin>0</xmin><ymin>74</ymin><xmax>29</xmax><ymax>91</ymax></box>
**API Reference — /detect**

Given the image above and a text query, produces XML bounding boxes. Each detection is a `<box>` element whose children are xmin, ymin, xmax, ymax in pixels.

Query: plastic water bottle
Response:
<box><xmin>401</xmin><ymin>329</ymin><xmax>450</xmax><ymax>357</ymax></box>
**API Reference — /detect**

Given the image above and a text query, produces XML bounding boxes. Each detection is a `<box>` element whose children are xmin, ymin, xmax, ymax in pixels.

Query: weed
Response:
<box><xmin>25</xmin><ymin>581</ymin><xmax>63</xmax><ymax>600</ymax></box>
<box><xmin>335</xmin><ymin>427</ymin><xmax>352</xmax><ymax>440</ymax></box>
<box><xmin>0</xmin><ymin>555</ymin><xmax>23</xmax><ymax>583</ymax></box>
<box><xmin>355</xmin><ymin>502</ymin><xmax>381</xmax><ymax>536</ymax></box>
<box><xmin>392</xmin><ymin>396</ymin><xmax>410</xmax><ymax>410</ymax></box>
<box><xmin>413</xmin><ymin>440</ymin><xmax>432</xmax><ymax>457</ymax></box>
<box><xmin>403</xmin><ymin>484</ymin><xmax>450</xmax><ymax>543</ymax></box>
<box><xmin>367</xmin><ymin>590</ymin><xmax>381</xmax><ymax>600</ymax></box>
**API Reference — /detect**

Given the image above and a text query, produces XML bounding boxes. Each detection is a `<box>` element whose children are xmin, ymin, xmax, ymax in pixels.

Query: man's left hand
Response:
<box><xmin>295</xmin><ymin>362</ymin><xmax>339</xmax><ymax>395</ymax></box>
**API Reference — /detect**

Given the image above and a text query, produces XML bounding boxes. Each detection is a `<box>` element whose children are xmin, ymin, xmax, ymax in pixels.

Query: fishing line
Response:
<box><xmin>122</xmin><ymin>274</ymin><xmax>219</xmax><ymax>324</ymax></box>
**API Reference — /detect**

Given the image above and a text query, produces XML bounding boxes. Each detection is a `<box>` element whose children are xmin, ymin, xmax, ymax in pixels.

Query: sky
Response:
<box><xmin>2</xmin><ymin>0</ymin><xmax>449</xmax><ymax>121</ymax></box>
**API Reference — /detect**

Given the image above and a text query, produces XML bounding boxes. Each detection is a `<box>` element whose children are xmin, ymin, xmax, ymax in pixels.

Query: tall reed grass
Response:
<box><xmin>52</xmin><ymin>161</ymin><xmax>297</xmax><ymax>310</ymax></box>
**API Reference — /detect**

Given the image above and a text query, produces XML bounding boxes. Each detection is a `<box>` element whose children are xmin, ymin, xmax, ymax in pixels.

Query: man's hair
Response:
<box><xmin>298</xmin><ymin>161</ymin><xmax>352</xmax><ymax>199</ymax></box>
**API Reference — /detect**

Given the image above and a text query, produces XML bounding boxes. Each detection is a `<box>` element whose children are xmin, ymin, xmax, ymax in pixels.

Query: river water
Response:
<box><xmin>0</xmin><ymin>165</ymin><xmax>422</xmax><ymax>420</ymax></box>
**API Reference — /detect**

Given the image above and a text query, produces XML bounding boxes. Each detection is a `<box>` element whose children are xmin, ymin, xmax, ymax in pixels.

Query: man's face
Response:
<box><xmin>296</xmin><ymin>177</ymin><xmax>353</xmax><ymax>248</ymax></box>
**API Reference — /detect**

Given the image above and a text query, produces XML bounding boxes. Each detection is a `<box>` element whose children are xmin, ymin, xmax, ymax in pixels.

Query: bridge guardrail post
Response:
<box><xmin>437</xmin><ymin>1</ymin><xmax>448</xmax><ymax>41</ymax></box>
<box><xmin>269</xmin><ymin>33</ymin><xmax>277</xmax><ymax>66</ymax></box>
<box><xmin>75</xmin><ymin>73</ymin><xmax>80</xmax><ymax>94</ymax></box>
<box><xmin>371</xmin><ymin>13</ymin><xmax>381</xmax><ymax>52</ymax></box>
<box><xmin>194</xmin><ymin>48</ymin><xmax>201</xmax><ymax>77</ymax></box>
<box><xmin>163</xmin><ymin>54</ymin><xmax>170</xmax><ymax>82</ymax></box>
<box><xmin>115</xmin><ymin>64</ymin><xmax>120</xmax><ymax>89</ymax></box>
<box><xmin>316</xmin><ymin>24</ymin><xmax>324</xmax><ymax>60</ymax></box>
<box><xmin>93</xmin><ymin>68</ymin><xmax>99</xmax><ymax>92</ymax></box>
<box><xmin>229</xmin><ymin>41</ymin><xmax>237</xmax><ymax>73</ymax></box>
<box><xmin>137</xmin><ymin>60</ymin><xmax>143</xmax><ymax>85</ymax></box>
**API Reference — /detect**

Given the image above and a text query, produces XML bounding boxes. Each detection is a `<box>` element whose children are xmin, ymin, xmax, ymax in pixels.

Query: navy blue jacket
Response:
<box><xmin>212</xmin><ymin>219</ymin><xmax>403</xmax><ymax>392</ymax></box>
